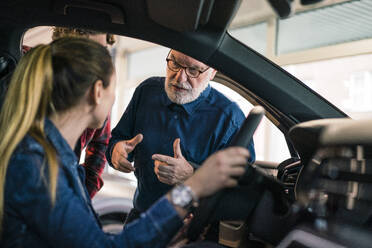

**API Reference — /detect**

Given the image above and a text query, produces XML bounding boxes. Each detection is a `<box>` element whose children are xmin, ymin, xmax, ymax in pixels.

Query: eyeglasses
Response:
<box><xmin>166</xmin><ymin>58</ymin><xmax>209</xmax><ymax>78</ymax></box>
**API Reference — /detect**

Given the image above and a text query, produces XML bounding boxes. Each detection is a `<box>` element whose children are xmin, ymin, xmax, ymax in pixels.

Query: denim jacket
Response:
<box><xmin>2</xmin><ymin>119</ymin><xmax>182</xmax><ymax>248</ymax></box>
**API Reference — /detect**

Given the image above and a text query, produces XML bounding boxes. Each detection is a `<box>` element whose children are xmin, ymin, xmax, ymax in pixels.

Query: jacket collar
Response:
<box><xmin>44</xmin><ymin>118</ymin><xmax>92</xmax><ymax>207</ymax></box>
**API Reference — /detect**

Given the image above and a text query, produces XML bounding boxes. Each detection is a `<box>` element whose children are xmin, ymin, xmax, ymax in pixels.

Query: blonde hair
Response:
<box><xmin>52</xmin><ymin>27</ymin><xmax>116</xmax><ymax>45</ymax></box>
<box><xmin>0</xmin><ymin>37</ymin><xmax>113</xmax><ymax>232</ymax></box>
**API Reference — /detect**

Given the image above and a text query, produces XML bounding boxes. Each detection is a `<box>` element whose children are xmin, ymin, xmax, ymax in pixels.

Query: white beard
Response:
<box><xmin>164</xmin><ymin>78</ymin><xmax>209</xmax><ymax>104</ymax></box>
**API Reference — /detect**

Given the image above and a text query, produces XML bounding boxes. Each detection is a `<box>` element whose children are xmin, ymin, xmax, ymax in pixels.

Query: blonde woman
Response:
<box><xmin>0</xmin><ymin>37</ymin><xmax>249</xmax><ymax>247</ymax></box>
<box><xmin>21</xmin><ymin>27</ymin><xmax>116</xmax><ymax>199</ymax></box>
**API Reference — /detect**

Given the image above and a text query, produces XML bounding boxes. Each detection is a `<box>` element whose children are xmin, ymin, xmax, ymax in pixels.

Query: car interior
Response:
<box><xmin>2</xmin><ymin>0</ymin><xmax>372</xmax><ymax>247</ymax></box>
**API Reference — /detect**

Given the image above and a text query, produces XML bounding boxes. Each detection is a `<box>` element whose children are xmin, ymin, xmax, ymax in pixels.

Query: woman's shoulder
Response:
<box><xmin>7</xmin><ymin>135</ymin><xmax>46</xmax><ymax>178</ymax></box>
<box><xmin>14</xmin><ymin>135</ymin><xmax>45</xmax><ymax>157</ymax></box>
<box><xmin>5</xmin><ymin>135</ymin><xmax>55</xmax><ymax>203</ymax></box>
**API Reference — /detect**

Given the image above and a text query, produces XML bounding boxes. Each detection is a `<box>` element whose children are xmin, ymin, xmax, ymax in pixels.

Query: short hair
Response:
<box><xmin>52</xmin><ymin>27</ymin><xmax>116</xmax><ymax>45</ymax></box>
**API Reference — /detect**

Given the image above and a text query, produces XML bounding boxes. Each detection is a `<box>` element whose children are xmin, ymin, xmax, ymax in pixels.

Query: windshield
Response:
<box><xmin>229</xmin><ymin>0</ymin><xmax>372</xmax><ymax>119</ymax></box>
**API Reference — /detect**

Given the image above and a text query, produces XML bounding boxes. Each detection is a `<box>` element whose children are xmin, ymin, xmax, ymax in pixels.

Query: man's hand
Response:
<box><xmin>152</xmin><ymin>138</ymin><xmax>194</xmax><ymax>185</ymax></box>
<box><xmin>111</xmin><ymin>134</ymin><xmax>143</xmax><ymax>173</ymax></box>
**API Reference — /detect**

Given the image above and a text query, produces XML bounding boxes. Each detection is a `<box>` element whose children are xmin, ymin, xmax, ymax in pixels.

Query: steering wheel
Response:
<box><xmin>187</xmin><ymin>106</ymin><xmax>271</xmax><ymax>241</ymax></box>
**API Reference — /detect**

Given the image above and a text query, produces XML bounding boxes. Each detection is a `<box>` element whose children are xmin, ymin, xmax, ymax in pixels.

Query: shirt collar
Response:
<box><xmin>44</xmin><ymin>118</ymin><xmax>78</xmax><ymax>168</ymax></box>
<box><xmin>164</xmin><ymin>84</ymin><xmax>211</xmax><ymax>115</ymax></box>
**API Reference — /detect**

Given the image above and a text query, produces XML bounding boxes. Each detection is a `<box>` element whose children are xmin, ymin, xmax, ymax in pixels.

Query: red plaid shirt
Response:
<box><xmin>75</xmin><ymin>116</ymin><xmax>111</xmax><ymax>198</ymax></box>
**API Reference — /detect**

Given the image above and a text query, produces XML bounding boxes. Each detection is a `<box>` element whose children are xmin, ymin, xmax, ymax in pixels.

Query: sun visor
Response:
<box><xmin>146</xmin><ymin>0</ymin><xmax>241</xmax><ymax>32</ymax></box>
<box><xmin>54</xmin><ymin>0</ymin><xmax>125</xmax><ymax>25</ymax></box>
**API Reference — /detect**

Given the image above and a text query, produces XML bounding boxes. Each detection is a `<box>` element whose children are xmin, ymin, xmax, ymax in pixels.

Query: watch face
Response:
<box><xmin>172</xmin><ymin>185</ymin><xmax>193</xmax><ymax>208</ymax></box>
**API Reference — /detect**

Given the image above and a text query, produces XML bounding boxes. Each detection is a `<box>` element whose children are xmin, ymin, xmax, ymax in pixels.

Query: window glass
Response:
<box><xmin>229</xmin><ymin>22</ymin><xmax>267</xmax><ymax>56</ymax></box>
<box><xmin>283</xmin><ymin>53</ymin><xmax>372</xmax><ymax>119</ymax></box>
<box><xmin>127</xmin><ymin>46</ymin><xmax>168</xmax><ymax>80</ymax></box>
<box><xmin>277</xmin><ymin>0</ymin><xmax>372</xmax><ymax>54</ymax></box>
<box><xmin>210</xmin><ymin>82</ymin><xmax>290</xmax><ymax>163</ymax></box>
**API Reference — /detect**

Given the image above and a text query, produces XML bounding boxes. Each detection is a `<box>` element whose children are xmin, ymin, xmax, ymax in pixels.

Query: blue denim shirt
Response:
<box><xmin>3</xmin><ymin>119</ymin><xmax>182</xmax><ymax>248</ymax></box>
<box><xmin>106</xmin><ymin>77</ymin><xmax>255</xmax><ymax>212</ymax></box>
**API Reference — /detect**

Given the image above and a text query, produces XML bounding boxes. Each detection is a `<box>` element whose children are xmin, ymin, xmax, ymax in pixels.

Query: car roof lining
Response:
<box><xmin>0</xmin><ymin>0</ymin><xmax>232</xmax><ymax>60</ymax></box>
<box><xmin>146</xmin><ymin>0</ymin><xmax>241</xmax><ymax>32</ymax></box>
<box><xmin>54</xmin><ymin>1</ymin><xmax>126</xmax><ymax>25</ymax></box>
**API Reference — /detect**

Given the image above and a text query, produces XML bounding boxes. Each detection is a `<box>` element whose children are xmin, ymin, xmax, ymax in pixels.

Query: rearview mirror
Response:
<box><xmin>267</xmin><ymin>0</ymin><xmax>325</xmax><ymax>19</ymax></box>
<box><xmin>301</xmin><ymin>0</ymin><xmax>324</xmax><ymax>5</ymax></box>
<box><xmin>266</xmin><ymin>0</ymin><xmax>294</xmax><ymax>19</ymax></box>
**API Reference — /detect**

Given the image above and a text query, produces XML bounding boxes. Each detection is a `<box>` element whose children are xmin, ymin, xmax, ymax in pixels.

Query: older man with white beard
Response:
<box><xmin>106</xmin><ymin>50</ymin><xmax>255</xmax><ymax>224</ymax></box>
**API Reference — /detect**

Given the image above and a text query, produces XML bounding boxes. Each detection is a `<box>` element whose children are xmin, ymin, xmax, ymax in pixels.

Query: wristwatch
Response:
<box><xmin>170</xmin><ymin>183</ymin><xmax>199</xmax><ymax>211</ymax></box>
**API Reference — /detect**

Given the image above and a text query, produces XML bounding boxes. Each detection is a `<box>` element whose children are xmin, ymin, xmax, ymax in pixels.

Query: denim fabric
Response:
<box><xmin>106</xmin><ymin>77</ymin><xmax>255</xmax><ymax>212</ymax></box>
<box><xmin>3</xmin><ymin>119</ymin><xmax>183</xmax><ymax>247</ymax></box>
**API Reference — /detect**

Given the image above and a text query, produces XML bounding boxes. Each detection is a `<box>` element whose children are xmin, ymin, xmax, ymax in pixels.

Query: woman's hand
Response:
<box><xmin>185</xmin><ymin>147</ymin><xmax>249</xmax><ymax>199</ymax></box>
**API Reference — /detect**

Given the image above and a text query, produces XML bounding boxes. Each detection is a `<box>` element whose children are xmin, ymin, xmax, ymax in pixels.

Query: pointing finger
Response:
<box><xmin>152</xmin><ymin>154</ymin><xmax>176</xmax><ymax>165</ymax></box>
